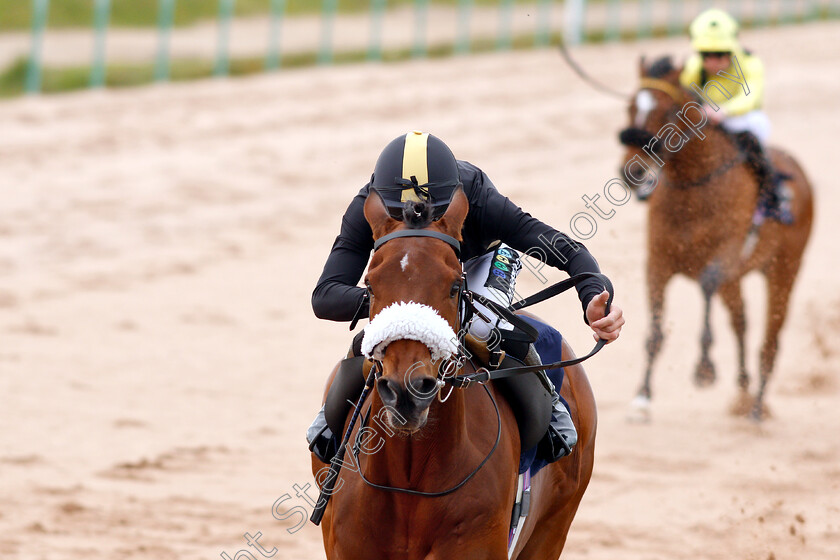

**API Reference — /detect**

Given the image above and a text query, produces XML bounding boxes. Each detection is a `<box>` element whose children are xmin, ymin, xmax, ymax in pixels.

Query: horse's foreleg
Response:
<box><xmin>718</xmin><ymin>280</ymin><xmax>756</xmax><ymax>417</ymax></box>
<box><xmin>754</xmin><ymin>259</ymin><xmax>799</xmax><ymax>420</ymax></box>
<box><xmin>630</xmin><ymin>268</ymin><xmax>670</xmax><ymax>420</ymax></box>
<box><xmin>694</xmin><ymin>263</ymin><xmax>722</xmax><ymax>387</ymax></box>
<box><xmin>718</xmin><ymin>280</ymin><xmax>749</xmax><ymax>391</ymax></box>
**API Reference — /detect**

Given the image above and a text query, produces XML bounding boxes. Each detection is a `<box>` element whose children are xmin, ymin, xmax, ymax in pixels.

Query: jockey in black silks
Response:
<box><xmin>307</xmin><ymin>131</ymin><xmax>624</xmax><ymax>465</ymax></box>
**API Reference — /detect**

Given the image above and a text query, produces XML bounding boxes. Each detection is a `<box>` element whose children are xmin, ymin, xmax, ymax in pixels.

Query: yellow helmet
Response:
<box><xmin>689</xmin><ymin>8</ymin><xmax>740</xmax><ymax>53</ymax></box>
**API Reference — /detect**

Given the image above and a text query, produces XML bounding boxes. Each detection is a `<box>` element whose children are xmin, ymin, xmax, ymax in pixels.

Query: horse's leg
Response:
<box><xmin>629</xmin><ymin>267</ymin><xmax>671</xmax><ymax>420</ymax></box>
<box><xmin>753</xmin><ymin>257</ymin><xmax>800</xmax><ymax>420</ymax></box>
<box><xmin>717</xmin><ymin>280</ymin><xmax>749</xmax><ymax>388</ymax></box>
<box><xmin>694</xmin><ymin>263</ymin><xmax>723</xmax><ymax>387</ymax></box>
<box><xmin>514</xmin><ymin>338</ymin><xmax>596</xmax><ymax>560</ymax></box>
<box><xmin>717</xmin><ymin>280</ymin><xmax>754</xmax><ymax>416</ymax></box>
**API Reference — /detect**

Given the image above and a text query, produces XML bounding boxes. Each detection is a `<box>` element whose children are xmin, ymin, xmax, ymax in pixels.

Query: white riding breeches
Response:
<box><xmin>462</xmin><ymin>243</ymin><xmax>522</xmax><ymax>341</ymax></box>
<box><xmin>722</xmin><ymin>110</ymin><xmax>771</xmax><ymax>146</ymax></box>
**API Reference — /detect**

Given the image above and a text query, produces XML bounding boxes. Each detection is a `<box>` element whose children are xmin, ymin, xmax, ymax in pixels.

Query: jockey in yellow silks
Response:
<box><xmin>680</xmin><ymin>9</ymin><xmax>793</xmax><ymax>224</ymax></box>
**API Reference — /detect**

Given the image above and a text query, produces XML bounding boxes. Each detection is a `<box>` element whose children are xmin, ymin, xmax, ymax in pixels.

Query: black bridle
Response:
<box><xmin>619</xmin><ymin>79</ymin><xmax>747</xmax><ymax>191</ymax></box>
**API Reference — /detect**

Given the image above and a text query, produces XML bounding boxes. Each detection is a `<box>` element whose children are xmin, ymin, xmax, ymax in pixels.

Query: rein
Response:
<box><xmin>352</xmin><ymin>381</ymin><xmax>501</xmax><ymax>497</ymax></box>
<box><xmin>667</xmin><ymin>148</ymin><xmax>746</xmax><ymax>190</ymax></box>
<box><xmin>311</xmin><ymin>364</ymin><xmax>379</xmax><ymax>526</ymax></box>
<box><xmin>448</xmin><ymin>272</ymin><xmax>613</xmax><ymax>388</ymax></box>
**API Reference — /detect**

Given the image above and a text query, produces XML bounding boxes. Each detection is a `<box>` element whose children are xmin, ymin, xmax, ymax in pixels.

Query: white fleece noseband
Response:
<box><xmin>361</xmin><ymin>301</ymin><xmax>459</xmax><ymax>362</ymax></box>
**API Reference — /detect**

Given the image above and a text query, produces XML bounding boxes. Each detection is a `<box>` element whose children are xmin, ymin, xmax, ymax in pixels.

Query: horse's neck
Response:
<box><xmin>662</xmin><ymin>124</ymin><xmax>740</xmax><ymax>191</ymax></box>
<box><xmin>362</xmin><ymin>391</ymin><xmax>469</xmax><ymax>487</ymax></box>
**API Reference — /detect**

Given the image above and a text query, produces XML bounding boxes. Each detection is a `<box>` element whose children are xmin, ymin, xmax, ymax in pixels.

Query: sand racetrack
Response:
<box><xmin>1</xmin><ymin>21</ymin><xmax>839</xmax><ymax>560</ymax></box>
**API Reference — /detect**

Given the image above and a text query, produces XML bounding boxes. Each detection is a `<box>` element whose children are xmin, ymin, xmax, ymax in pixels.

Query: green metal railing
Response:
<box><xmin>13</xmin><ymin>0</ymin><xmax>840</xmax><ymax>95</ymax></box>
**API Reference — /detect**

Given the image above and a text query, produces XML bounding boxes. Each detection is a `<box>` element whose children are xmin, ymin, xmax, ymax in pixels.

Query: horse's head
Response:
<box><xmin>361</xmin><ymin>188</ymin><xmax>469</xmax><ymax>433</ymax></box>
<box><xmin>618</xmin><ymin>55</ymin><xmax>690</xmax><ymax>200</ymax></box>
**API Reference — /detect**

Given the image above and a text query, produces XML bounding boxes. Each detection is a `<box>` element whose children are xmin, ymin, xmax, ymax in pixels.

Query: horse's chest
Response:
<box><xmin>650</xmin><ymin>208</ymin><xmax>732</xmax><ymax>262</ymax></box>
<box><xmin>329</xmin><ymin>492</ymin><xmax>506</xmax><ymax>559</ymax></box>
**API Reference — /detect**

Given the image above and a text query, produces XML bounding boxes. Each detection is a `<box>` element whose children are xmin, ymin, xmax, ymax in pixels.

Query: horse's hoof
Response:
<box><xmin>729</xmin><ymin>392</ymin><xmax>771</xmax><ymax>420</ymax></box>
<box><xmin>729</xmin><ymin>391</ymin><xmax>753</xmax><ymax>417</ymax></box>
<box><xmin>750</xmin><ymin>401</ymin><xmax>771</xmax><ymax>422</ymax></box>
<box><xmin>626</xmin><ymin>395</ymin><xmax>652</xmax><ymax>423</ymax></box>
<box><xmin>694</xmin><ymin>359</ymin><xmax>716</xmax><ymax>388</ymax></box>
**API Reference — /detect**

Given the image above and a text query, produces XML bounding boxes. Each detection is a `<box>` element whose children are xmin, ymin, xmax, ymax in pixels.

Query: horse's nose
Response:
<box><xmin>625</xmin><ymin>167</ymin><xmax>644</xmax><ymax>183</ymax></box>
<box><xmin>376</xmin><ymin>375</ymin><xmax>439</xmax><ymax>408</ymax></box>
<box><xmin>408</xmin><ymin>376</ymin><xmax>440</xmax><ymax>400</ymax></box>
<box><xmin>377</xmin><ymin>377</ymin><xmax>400</xmax><ymax>409</ymax></box>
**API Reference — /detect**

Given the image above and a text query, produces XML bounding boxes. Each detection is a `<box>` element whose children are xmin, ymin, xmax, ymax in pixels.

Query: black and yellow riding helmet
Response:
<box><xmin>370</xmin><ymin>131</ymin><xmax>462</xmax><ymax>220</ymax></box>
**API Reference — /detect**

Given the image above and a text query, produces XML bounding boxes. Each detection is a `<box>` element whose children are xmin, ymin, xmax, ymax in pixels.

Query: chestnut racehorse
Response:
<box><xmin>619</xmin><ymin>56</ymin><xmax>813</xmax><ymax>420</ymax></box>
<box><xmin>312</xmin><ymin>189</ymin><xmax>597</xmax><ymax>559</ymax></box>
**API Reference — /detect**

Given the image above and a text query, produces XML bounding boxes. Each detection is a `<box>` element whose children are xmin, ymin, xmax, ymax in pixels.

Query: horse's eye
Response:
<box><xmin>365</xmin><ymin>280</ymin><xmax>374</xmax><ymax>298</ymax></box>
<box><xmin>450</xmin><ymin>281</ymin><xmax>461</xmax><ymax>298</ymax></box>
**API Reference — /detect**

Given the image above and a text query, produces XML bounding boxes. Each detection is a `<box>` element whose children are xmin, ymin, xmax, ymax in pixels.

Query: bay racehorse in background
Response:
<box><xmin>619</xmin><ymin>56</ymin><xmax>813</xmax><ymax>420</ymax></box>
<box><xmin>311</xmin><ymin>189</ymin><xmax>598</xmax><ymax>559</ymax></box>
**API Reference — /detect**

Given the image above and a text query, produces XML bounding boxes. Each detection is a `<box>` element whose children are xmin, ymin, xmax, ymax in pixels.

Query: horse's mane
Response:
<box><xmin>647</xmin><ymin>56</ymin><xmax>676</xmax><ymax>79</ymax></box>
<box><xmin>401</xmin><ymin>200</ymin><xmax>434</xmax><ymax>229</ymax></box>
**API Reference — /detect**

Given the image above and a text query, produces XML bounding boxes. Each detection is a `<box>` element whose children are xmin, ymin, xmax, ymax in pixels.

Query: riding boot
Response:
<box><xmin>525</xmin><ymin>349</ymin><xmax>577</xmax><ymax>463</ymax></box>
<box><xmin>306</xmin><ymin>330</ymin><xmax>367</xmax><ymax>464</ymax></box>
<box><xmin>733</xmin><ymin>131</ymin><xmax>794</xmax><ymax>225</ymax></box>
<box><xmin>539</xmin><ymin>386</ymin><xmax>578</xmax><ymax>462</ymax></box>
<box><xmin>306</xmin><ymin>405</ymin><xmax>338</xmax><ymax>464</ymax></box>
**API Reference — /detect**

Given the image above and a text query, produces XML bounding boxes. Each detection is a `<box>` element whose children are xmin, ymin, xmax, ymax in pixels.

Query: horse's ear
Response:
<box><xmin>437</xmin><ymin>187</ymin><xmax>468</xmax><ymax>240</ymax></box>
<box><xmin>364</xmin><ymin>189</ymin><xmax>400</xmax><ymax>240</ymax></box>
<box><xmin>665</xmin><ymin>63</ymin><xmax>682</xmax><ymax>84</ymax></box>
<box><xmin>638</xmin><ymin>55</ymin><xmax>647</xmax><ymax>77</ymax></box>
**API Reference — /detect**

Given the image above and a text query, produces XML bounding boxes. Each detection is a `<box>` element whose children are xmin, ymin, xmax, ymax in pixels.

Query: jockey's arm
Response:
<box><xmin>719</xmin><ymin>54</ymin><xmax>764</xmax><ymax>116</ymax></box>
<box><xmin>461</xmin><ymin>165</ymin><xmax>604</xmax><ymax>320</ymax></box>
<box><xmin>311</xmin><ymin>187</ymin><xmax>374</xmax><ymax>322</ymax></box>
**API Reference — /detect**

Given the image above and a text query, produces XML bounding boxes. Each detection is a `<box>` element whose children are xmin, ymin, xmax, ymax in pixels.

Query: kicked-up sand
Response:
<box><xmin>0</xmin><ymin>20</ymin><xmax>838</xmax><ymax>560</ymax></box>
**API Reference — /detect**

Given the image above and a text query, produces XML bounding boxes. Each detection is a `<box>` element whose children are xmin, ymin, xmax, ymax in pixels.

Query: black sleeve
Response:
<box><xmin>311</xmin><ymin>188</ymin><xmax>374</xmax><ymax>322</ymax></box>
<box><xmin>467</xmin><ymin>166</ymin><xmax>604</xmax><ymax>319</ymax></box>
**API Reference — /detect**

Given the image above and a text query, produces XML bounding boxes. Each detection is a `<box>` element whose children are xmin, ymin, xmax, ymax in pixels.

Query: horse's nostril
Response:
<box><xmin>626</xmin><ymin>168</ymin><xmax>644</xmax><ymax>182</ymax></box>
<box><xmin>411</xmin><ymin>377</ymin><xmax>439</xmax><ymax>399</ymax></box>
<box><xmin>377</xmin><ymin>378</ymin><xmax>398</xmax><ymax>406</ymax></box>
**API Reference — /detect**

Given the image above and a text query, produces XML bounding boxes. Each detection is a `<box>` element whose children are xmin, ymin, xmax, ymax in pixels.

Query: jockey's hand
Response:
<box><xmin>586</xmin><ymin>290</ymin><xmax>624</xmax><ymax>343</ymax></box>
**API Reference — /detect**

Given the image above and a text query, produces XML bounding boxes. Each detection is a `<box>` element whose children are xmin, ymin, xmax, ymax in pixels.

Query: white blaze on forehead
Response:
<box><xmin>400</xmin><ymin>253</ymin><xmax>409</xmax><ymax>272</ymax></box>
<box><xmin>634</xmin><ymin>90</ymin><xmax>656</xmax><ymax>127</ymax></box>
